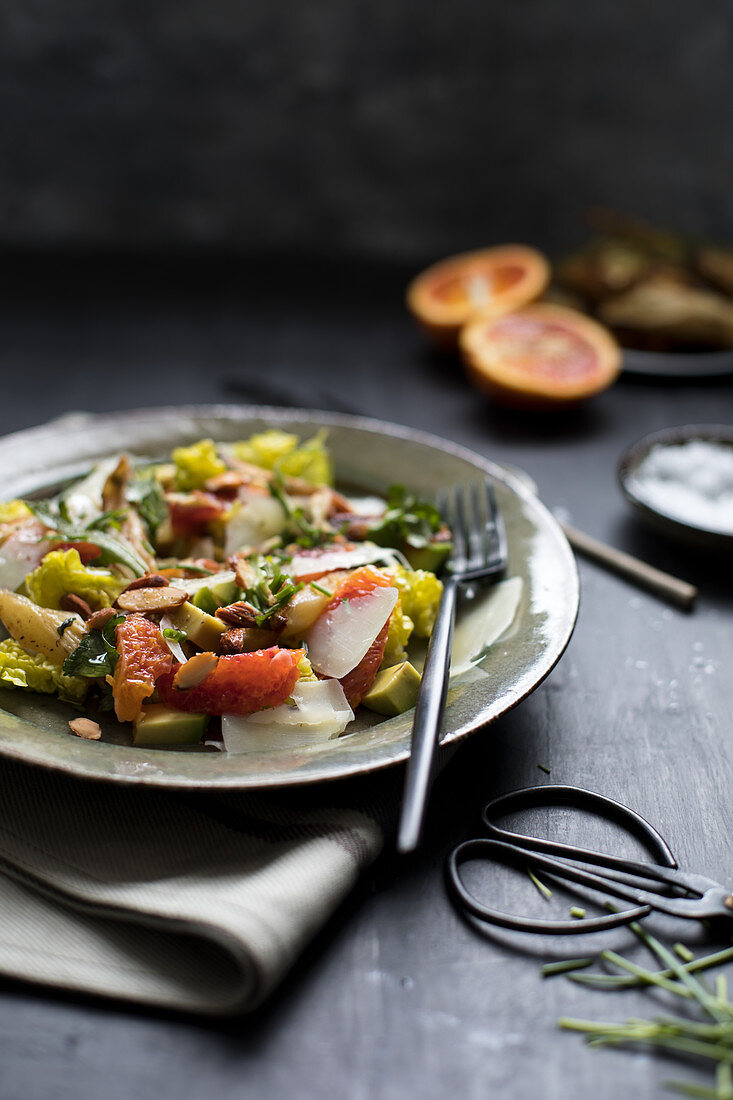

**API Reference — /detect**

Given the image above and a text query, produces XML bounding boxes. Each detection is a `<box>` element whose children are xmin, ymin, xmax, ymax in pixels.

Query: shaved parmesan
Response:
<box><xmin>221</xmin><ymin>679</ymin><xmax>353</xmax><ymax>753</ymax></box>
<box><xmin>306</xmin><ymin>585</ymin><xmax>398</xmax><ymax>678</ymax></box>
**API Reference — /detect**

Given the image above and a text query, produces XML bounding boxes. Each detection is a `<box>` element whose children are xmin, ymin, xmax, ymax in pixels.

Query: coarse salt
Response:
<box><xmin>630</xmin><ymin>439</ymin><xmax>733</xmax><ymax>534</ymax></box>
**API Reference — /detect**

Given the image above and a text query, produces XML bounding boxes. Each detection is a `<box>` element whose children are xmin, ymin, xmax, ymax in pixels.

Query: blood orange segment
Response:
<box><xmin>330</xmin><ymin>565</ymin><xmax>396</xmax><ymax>603</ymax></box>
<box><xmin>167</xmin><ymin>492</ymin><xmax>229</xmax><ymax>537</ymax></box>
<box><xmin>157</xmin><ymin>646</ymin><xmax>305</xmax><ymax>715</ymax></box>
<box><xmin>460</xmin><ymin>303</ymin><xmax>621</xmax><ymax>407</ymax></box>
<box><xmin>338</xmin><ymin>618</ymin><xmax>390</xmax><ymax>709</ymax></box>
<box><xmin>407</xmin><ymin>245</ymin><xmax>550</xmax><ymax>346</ymax></box>
<box><xmin>112</xmin><ymin>614</ymin><xmax>175</xmax><ymax>722</ymax></box>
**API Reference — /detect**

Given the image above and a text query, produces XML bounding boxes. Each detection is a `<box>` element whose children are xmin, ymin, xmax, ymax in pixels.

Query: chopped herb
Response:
<box><xmin>235</xmin><ymin>553</ymin><xmax>304</xmax><ymax>627</ymax></box>
<box><xmin>162</xmin><ymin>627</ymin><xmax>187</xmax><ymax>643</ymax></box>
<box><xmin>675</xmin><ymin>943</ymin><xmax>696</xmax><ymax>963</ymax></box>
<box><xmin>268</xmin><ymin>475</ymin><xmax>332</xmax><ymax>548</ymax></box>
<box><xmin>62</xmin><ymin>614</ymin><xmax>124</xmax><ymax>678</ymax></box>
<box><xmin>56</xmin><ymin>616</ymin><xmax>75</xmax><ymax>638</ymax></box>
<box><xmin>554</xmin><ymin>926</ymin><xmax>733</xmax><ymax>1097</ymax></box>
<box><xmin>541</xmin><ymin>958</ymin><xmax>593</xmax><ymax>978</ymax></box>
<box><xmin>309</xmin><ymin>581</ymin><xmax>332</xmax><ymax>597</ymax></box>
<box><xmin>528</xmin><ymin>868</ymin><xmax>553</xmax><ymax>900</ymax></box>
<box><xmin>569</xmin><ymin>907</ymin><xmax>586</xmax><ymax>919</ymax></box>
<box><xmin>537</xmin><ymin>763</ymin><xmax>551</xmax><ymax>775</ymax></box>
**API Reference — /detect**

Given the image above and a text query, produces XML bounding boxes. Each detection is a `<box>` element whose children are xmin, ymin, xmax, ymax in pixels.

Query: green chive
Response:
<box><xmin>675</xmin><ymin>943</ymin><xmax>696</xmax><ymax>963</ymax></box>
<box><xmin>541</xmin><ymin>958</ymin><xmax>593</xmax><ymax>978</ymax></box>
<box><xmin>310</xmin><ymin>581</ymin><xmax>332</xmax><ymax>596</ymax></box>
<box><xmin>570</xmin><ymin>907</ymin><xmax>586</xmax><ymax>919</ymax></box>
<box><xmin>528</xmin><ymin>868</ymin><xmax>553</xmax><ymax>901</ymax></box>
<box><xmin>537</xmin><ymin>763</ymin><xmax>551</xmax><ymax>775</ymax></box>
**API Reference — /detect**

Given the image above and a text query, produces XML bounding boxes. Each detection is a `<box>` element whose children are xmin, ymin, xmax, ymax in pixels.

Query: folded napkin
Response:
<box><xmin>0</xmin><ymin>757</ymin><xmax>397</xmax><ymax>1014</ymax></box>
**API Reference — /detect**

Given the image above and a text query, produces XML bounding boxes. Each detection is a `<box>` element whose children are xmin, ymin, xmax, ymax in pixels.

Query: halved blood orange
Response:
<box><xmin>406</xmin><ymin>245</ymin><xmax>550</xmax><ymax>346</ymax></box>
<box><xmin>459</xmin><ymin>303</ymin><xmax>621</xmax><ymax>408</ymax></box>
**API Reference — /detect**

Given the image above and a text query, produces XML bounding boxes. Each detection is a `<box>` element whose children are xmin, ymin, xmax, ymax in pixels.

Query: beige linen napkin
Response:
<box><xmin>0</xmin><ymin>757</ymin><xmax>395</xmax><ymax>1014</ymax></box>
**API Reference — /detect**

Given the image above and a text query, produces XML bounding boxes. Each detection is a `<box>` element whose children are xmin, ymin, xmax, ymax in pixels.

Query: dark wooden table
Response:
<box><xmin>1</xmin><ymin>258</ymin><xmax>731</xmax><ymax>1100</ymax></box>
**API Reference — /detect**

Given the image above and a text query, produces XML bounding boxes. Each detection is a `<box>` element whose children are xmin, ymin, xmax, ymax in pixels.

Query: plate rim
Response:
<box><xmin>0</xmin><ymin>404</ymin><xmax>580</xmax><ymax>788</ymax></box>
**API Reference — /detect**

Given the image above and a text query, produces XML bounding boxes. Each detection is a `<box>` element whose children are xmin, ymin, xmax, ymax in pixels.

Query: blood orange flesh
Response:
<box><xmin>460</xmin><ymin>303</ymin><xmax>621</xmax><ymax>407</ymax></box>
<box><xmin>157</xmin><ymin>646</ymin><xmax>304</xmax><ymax>715</ymax></box>
<box><xmin>407</xmin><ymin>245</ymin><xmax>550</xmax><ymax>346</ymax></box>
<box><xmin>113</xmin><ymin>614</ymin><xmax>175</xmax><ymax>722</ymax></box>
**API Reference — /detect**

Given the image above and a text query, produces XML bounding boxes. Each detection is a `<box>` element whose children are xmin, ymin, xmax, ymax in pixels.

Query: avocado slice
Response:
<box><xmin>133</xmin><ymin>704</ymin><xmax>210</xmax><ymax>746</ymax></box>
<box><xmin>192</xmin><ymin>577</ymin><xmax>239</xmax><ymax>614</ymax></box>
<box><xmin>362</xmin><ymin>661</ymin><xmax>421</xmax><ymax>716</ymax></box>
<box><xmin>167</xmin><ymin>600</ymin><xmax>226</xmax><ymax>651</ymax></box>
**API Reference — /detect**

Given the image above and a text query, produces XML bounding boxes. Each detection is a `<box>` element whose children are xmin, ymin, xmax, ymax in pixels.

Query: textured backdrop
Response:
<box><xmin>1</xmin><ymin>0</ymin><xmax>731</xmax><ymax>260</ymax></box>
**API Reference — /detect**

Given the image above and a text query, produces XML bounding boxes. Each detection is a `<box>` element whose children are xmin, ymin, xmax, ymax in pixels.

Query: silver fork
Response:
<box><xmin>397</xmin><ymin>479</ymin><xmax>508</xmax><ymax>854</ymax></box>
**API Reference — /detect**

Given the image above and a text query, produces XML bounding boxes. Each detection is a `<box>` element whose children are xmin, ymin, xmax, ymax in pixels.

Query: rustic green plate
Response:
<box><xmin>0</xmin><ymin>405</ymin><xmax>578</xmax><ymax>789</ymax></box>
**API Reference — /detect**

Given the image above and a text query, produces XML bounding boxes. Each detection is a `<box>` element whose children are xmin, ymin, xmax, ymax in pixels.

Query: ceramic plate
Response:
<box><xmin>0</xmin><ymin>405</ymin><xmax>579</xmax><ymax>789</ymax></box>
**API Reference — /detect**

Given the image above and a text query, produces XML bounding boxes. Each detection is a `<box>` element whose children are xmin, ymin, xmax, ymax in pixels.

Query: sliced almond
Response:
<box><xmin>87</xmin><ymin>607</ymin><xmax>117</xmax><ymax>632</ymax></box>
<box><xmin>173</xmin><ymin>651</ymin><xmax>219</xmax><ymax>690</ymax></box>
<box><xmin>68</xmin><ymin>717</ymin><xmax>102</xmax><ymax>740</ymax></box>
<box><xmin>116</xmin><ymin>586</ymin><xmax>189</xmax><ymax>613</ymax></box>
<box><xmin>233</xmin><ymin>557</ymin><xmax>259</xmax><ymax>591</ymax></box>
<box><xmin>120</xmin><ymin>573</ymin><xmax>170</xmax><ymax>593</ymax></box>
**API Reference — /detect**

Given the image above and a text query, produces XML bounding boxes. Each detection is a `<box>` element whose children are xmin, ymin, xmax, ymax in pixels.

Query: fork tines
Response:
<box><xmin>443</xmin><ymin>478</ymin><xmax>507</xmax><ymax>581</ymax></box>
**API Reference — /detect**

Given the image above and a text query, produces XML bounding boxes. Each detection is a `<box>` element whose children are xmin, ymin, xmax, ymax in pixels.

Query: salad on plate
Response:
<box><xmin>0</xmin><ymin>430</ymin><xmax>464</xmax><ymax>754</ymax></box>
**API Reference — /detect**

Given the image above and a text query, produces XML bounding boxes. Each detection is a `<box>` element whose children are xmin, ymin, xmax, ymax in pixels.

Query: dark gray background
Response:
<box><xmin>1</xmin><ymin>0</ymin><xmax>732</xmax><ymax>260</ymax></box>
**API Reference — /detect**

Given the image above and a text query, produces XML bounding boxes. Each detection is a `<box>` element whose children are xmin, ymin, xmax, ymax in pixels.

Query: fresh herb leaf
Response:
<box><xmin>309</xmin><ymin>581</ymin><xmax>332</xmax><ymax>597</ymax></box>
<box><xmin>62</xmin><ymin>614</ymin><xmax>124</xmax><ymax>678</ymax></box>
<box><xmin>85</xmin><ymin>508</ymin><xmax>127</xmax><ymax>532</ymax></box>
<box><xmin>97</xmin><ymin>680</ymin><xmax>115</xmax><ymax>711</ymax></box>
<box><xmin>25</xmin><ymin>498</ymin><xmax>148</xmax><ymax>576</ymax></box>
<box><xmin>64</xmin><ymin>528</ymin><xmax>148</xmax><ymax>576</ymax></box>
<box><xmin>127</xmin><ymin>473</ymin><xmax>168</xmax><ymax>539</ymax></box>
<box><xmin>367</xmin><ymin>484</ymin><xmax>443</xmax><ymax>551</ymax></box>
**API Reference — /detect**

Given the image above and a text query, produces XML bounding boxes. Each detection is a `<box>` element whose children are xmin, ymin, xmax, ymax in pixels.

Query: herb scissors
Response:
<box><xmin>446</xmin><ymin>784</ymin><xmax>733</xmax><ymax>934</ymax></box>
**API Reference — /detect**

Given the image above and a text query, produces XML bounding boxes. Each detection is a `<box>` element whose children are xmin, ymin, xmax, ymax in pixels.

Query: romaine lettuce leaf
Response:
<box><xmin>233</xmin><ymin>430</ymin><xmax>333</xmax><ymax>485</ymax></box>
<box><xmin>382</xmin><ymin>593</ymin><xmax>414</xmax><ymax>666</ymax></box>
<box><xmin>0</xmin><ymin>500</ymin><xmax>32</xmax><ymax>525</ymax></box>
<box><xmin>172</xmin><ymin>439</ymin><xmax>226</xmax><ymax>491</ymax></box>
<box><xmin>26</xmin><ymin>548</ymin><xmax>125</xmax><ymax>610</ymax></box>
<box><xmin>0</xmin><ymin>638</ymin><xmax>88</xmax><ymax>703</ymax></box>
<box><xmin>389</xmin><ymin>565</ymin><xmax>443</xmax><ymax>637</ymax></box>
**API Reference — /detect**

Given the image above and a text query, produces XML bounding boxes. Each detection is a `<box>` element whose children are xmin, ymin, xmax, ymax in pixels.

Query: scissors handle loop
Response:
<box><xmin>447</xmin><ymin>785</ymin><xmax>678</xmax><ymax>936</ymax></box>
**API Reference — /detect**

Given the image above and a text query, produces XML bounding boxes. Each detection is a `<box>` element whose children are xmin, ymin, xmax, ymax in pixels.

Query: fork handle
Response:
<box><xmin>397</xmin><ymin>575</ymin><xmax>459</xmax><ymax>854</ymax></box>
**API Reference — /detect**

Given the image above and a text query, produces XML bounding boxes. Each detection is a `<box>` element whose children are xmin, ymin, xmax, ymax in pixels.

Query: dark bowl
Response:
<box><xmin>617</xmin><ymin>424</ymin><xmax>733</xmax><ymax>549</ymax></box>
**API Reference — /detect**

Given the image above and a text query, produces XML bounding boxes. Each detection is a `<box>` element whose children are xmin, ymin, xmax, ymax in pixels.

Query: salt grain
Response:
<box><xmin>630</xmin><ymin>439</ymin><xmax>733</xmax><ymax>534</ymax></box>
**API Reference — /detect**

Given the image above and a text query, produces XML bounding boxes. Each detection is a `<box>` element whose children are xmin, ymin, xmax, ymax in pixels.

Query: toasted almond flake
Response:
<box><xmin>233</xmin><ymin>558</ymin><xmax>259</xmax><ymax>590</ymax></box>
<box><xmin>120</xmin><ymin>573</ymin><xmax>170</xmax><ymax>593</ymax></box>
<box><xmin>173</xmin><ymin>651</ymin><xmax>219</xmax><ymax>690</ymax></box>
<box><xmin>86</xmin><ymin>607</ymin><xmax>116</xmax><ymax>632</ymax></box>
<box><xmin>116</xmin><ymin>585</ymin><xmax>189</xmax><ymax>613</ymax></box>
<box><xmin>68</xmin><ymin>717</ymin><xmax>102</xmax><ymax>740</ymax></box>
